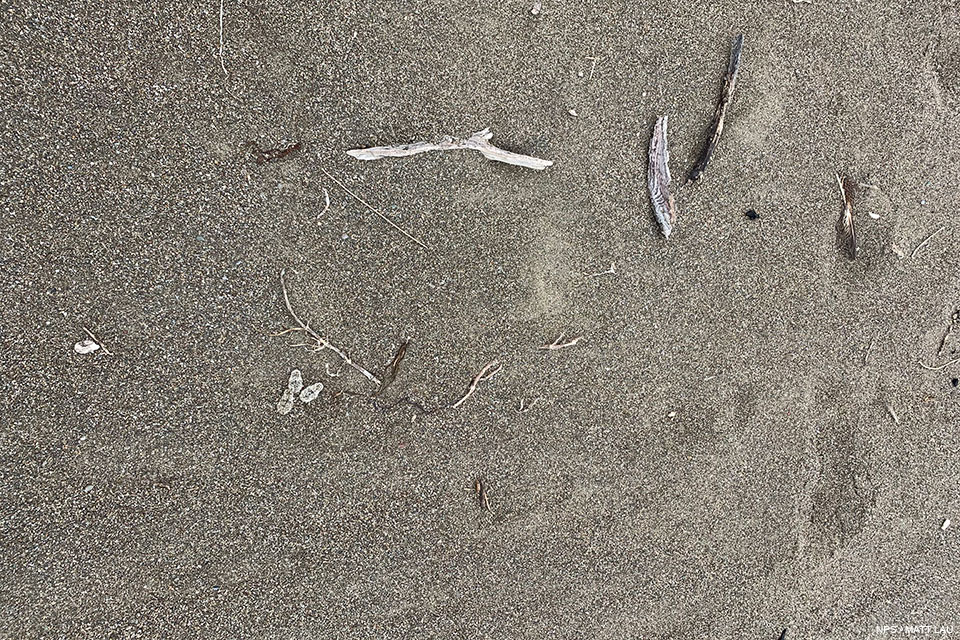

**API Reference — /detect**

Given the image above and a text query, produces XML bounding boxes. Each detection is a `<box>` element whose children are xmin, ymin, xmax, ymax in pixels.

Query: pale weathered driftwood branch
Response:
<box><xmin>346</xmin><ymin>129</ymin><xmax>554</xmax><ymax>171</ymax></box>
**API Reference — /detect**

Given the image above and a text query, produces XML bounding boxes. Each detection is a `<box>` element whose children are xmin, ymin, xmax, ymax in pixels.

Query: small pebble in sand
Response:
<box><xmin>74</xmin><ymin>339</ymin><xmax>100</xmax><ymax>354</ymax></box>
<box><xmin>568</xmin><ymin>108</ymin><xmax>578</xmax><ymax>117</ymax></box>
<box><xmin>667</xmin><ymin>411</ymin><xmax>677</xmax><ymax>418</ymax></box>
<box><xmin>83</xmin><ymin>485</ymin><xmax>94</xmax><ymax>493</ymax></box>
<box><xmin>299</xmin><ymin>382</ymin><xmax>324</xmax><ymax>403</ymax></box>
<box><xmin>943</xmin><ymin>518</ymin><xmax>951</xmax><ymax>531</ymax></box>
<box><xmin>531</xmin><ymin>2</ymin><xmax>541</xmax><ymax>15</ymax></box>
<box><xmin>745</xmin><ymin>209</ymin><xmax>759</xmax><ymax>220</ymax></box>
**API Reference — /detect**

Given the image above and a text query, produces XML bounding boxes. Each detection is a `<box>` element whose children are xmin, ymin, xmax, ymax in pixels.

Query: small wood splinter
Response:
<box><xmin>451</xmin><ymin>360</ymin><xmax>502</xmax><ymax>408</ymax></box>
<box><xmin>688</xmin><ymin>33</ymin><xmax>745</xmax><ymax>182</ymax></box>
<box><xmin>374</xmin><ymin>341</ymin><xmax>409</xmax><ymax>397</ymax></box>
<box><xmin>836</xmin><ymin>173</ymin><xmax>857</xmax><ymax>260</ymax></box>
<box><xmin>648</xmin><ymin>115</ymin><xmax>677</xmax><ymax>237</ymax></box>
<box><xmin>540</xmin><ymin>333</ymin><xmax>582</xmax><ymax>350</ymax></box>
<box><xmin>248</xmin><ymin>141</ymin><xmax>303</xmax><ymax>164</ymax></box>
<box><xmin>474</xmin><ymin>478</ymin><xmax>492</xmax><ymax>513</ymax></box>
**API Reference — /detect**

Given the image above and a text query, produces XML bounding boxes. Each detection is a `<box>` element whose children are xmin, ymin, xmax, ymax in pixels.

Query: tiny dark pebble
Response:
<box><xmin>745</xmin><ymin>209</ymin><xmax>759</xmax><ymax>220</ymax></box>
<box><xmin>952</xmin><ymin>378</ymin><xmax>958</xmax><ymax>388</ymax></box>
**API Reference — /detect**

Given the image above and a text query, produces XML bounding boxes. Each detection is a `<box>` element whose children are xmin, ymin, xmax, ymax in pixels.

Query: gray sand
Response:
<box><xmin>2</xmin><ymin>0</ymin><xmax>960</xmax><ymax>637</ymax></box>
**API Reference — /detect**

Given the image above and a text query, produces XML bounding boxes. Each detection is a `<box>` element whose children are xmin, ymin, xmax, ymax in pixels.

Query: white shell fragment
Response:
<box><xmin>288</xmin><ymin>369</ymin><xmax>304</xmax><ymax>394</ymax></box>
<box><xmin>74</xmin><ymin>339</ymin><xmax>100</xmax><ymax>354</ymax></box>
<box><xmin>531</xmin><ymin>2</ymin><xmax>542</xmax><ymax>14</ymax></box>
<box><xmin>299</xmin><ymin>382</ymin><xmax>324</xmax><ymax>403</ymax></box>
<box><xmin>943</xmin><ymin>518</ymin><xmax>951</xmax><ymax>531</ymax></box>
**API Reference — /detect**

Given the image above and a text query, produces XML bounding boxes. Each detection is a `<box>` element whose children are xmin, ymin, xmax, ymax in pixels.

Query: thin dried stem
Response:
<box><xmin>279</xmin><ymin>269</ymin><xmax>381</xmax><ymax>386</ymax></box>
<box><xmin>540</xmin><ymin>333</ymin><xmax>583</xmax><ymax>350</ymax></box>
<box><xmin>320</xmin><ymin>168</ymin><xmax>430</xmax><ymax>249</ymax></box>
<box><xmin>919</xmin><ymin>358</ymin><xmax>960</xmax><ymax>371</ymax></box>
<box><xmin>451</xmin><ymin>360</ymin><xmax>502</xmax><ymax>408</ymax></box>
<box><xmin>82</xmin><ymin>327</ymin><xmax>112</xmax><ymax>356</ymax></box>
<box><xmin>911</xmin><ymin>226</ymin><xmax>944</xmax><ymax>259</ymax></box>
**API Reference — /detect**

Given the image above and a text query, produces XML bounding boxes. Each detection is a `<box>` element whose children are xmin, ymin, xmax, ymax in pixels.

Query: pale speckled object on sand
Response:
<box><xmin>648</xmin><ymin>114</ymin><xmax>676</xmax><ymax>237</ymax></box>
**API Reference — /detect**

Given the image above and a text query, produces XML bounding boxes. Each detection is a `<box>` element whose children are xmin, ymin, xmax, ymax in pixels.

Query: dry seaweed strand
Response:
<box><xmin>248</xmin><ymin>141</ymin><xmax>303</xmax><ymax>164</ymax></box>
<box><xmin>373</xmin><ymin>341</ymin><xmax>409</xmax><ymax>396</ymax></box>
<box><xmin>451</xmin><ymin>360</ymin><xmax>502</xmax><ymax>408</ymax></box>
<box><xmin>648</xmin><ymin>115</ymin><xmax>677</xmax><ymax>237</ymax></box>
<box><xmin>278</xmin><ymin>269</ymin><xmax>381</xmax><ymax>386</ymax></box>
<box><xmin>836</xmin><ymin>173</ymin><xmax>857</xmax><ymax>260</ymax></box>
<box><xmin>688</xmin><ymin>34</ymin><xmax>745</xmax><ymax>182</ymax></box>
<box><xmin>346</xmin><ymin>128</ymin><xmax>553</xmax><ymax>171</ymax></box>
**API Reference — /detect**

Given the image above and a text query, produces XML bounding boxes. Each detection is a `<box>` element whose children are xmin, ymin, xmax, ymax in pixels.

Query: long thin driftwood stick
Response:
<box><xmin>648</xmin><ymin>115</ymin><xmax>676</xmax><ymax>237</ymax></box>
<box><xmin>688</xmin><ymin>34</ymin><xmax>744</xmax><ymax>182</ymax></box>
<box><xmin>319</xmin><ymin>168</ymin><xmax>430</xmax><ymax>249</ymax></box>
<box><xmin>279</xmin><ymin>269</ymin><xmax>381</xmax><ymax>386</ymax></box>
<box><xmin>347</xmin><ymin>128</ymin><xmax>554</xmax><ymax>171</ymax></box>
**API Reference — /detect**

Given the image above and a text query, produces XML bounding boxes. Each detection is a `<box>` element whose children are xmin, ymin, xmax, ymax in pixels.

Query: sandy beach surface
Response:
<box><xmin>2</xmin><ymin>0</ymin><xmax>959</xmax><ymax>637</ymax></box>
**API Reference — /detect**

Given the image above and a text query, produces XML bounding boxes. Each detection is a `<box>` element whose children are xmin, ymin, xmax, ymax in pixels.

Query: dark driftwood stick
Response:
<box><xmin>836</xmin><ymin>173</ymin><xmax>857</xmax><ymax>260</ymax></box>
<box><xmin>688</xmin><ymin>34</ymin><xmax>745</xmax><ymax>182</ymax></box>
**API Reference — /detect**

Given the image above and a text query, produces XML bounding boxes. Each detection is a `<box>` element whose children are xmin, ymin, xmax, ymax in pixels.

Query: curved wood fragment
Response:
<box><xmin>648</xmin><ymin>115</ymin><xmax>676</xmax><ymax>238</ymax></box>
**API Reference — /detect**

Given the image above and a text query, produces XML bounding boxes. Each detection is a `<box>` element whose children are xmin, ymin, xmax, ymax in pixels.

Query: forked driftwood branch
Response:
<box><xmin>648</xmin><ymin>115</ymin><xmax>677</xmax><ymax>237</ymax></box>
<box><xmin>347</xmin><ymin>128</ymin><xmax>554</xmax><ymax>171</ymax></box>
<box><xmin>689</xmin><ymin>34</ymin><xmax>745</xmax><ymax>182</ymax></box>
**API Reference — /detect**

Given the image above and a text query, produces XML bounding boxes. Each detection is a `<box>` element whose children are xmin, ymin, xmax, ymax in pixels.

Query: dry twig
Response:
<box><xmin>919</xmin><ymin>358</ymin><xmax>960</xmax><ymax>371</ymax></box>
<box><xmin>319</xmin><ymin>168</ymin><xmax>430</xmax><ymax>249</ymax></box>
<box><xmin>82</xmin><ymin>327</ymin><xmax>112</xmax><ymax>356</ymax></box>
<box><xmin>885</xmin><ymin>403</ymin><xmax>900</xmax><ymax>425</ymax></box>
<box><xmin>474</xmin><ymin>478</ymin><xmax>492</xmax><ymax>513</ymax></box>
<box><xmin>278</xmin><ymin>269</ymin><xmax>381</xmax><ymax>386</ymax></box>
<box><xmin>346</xmin><ymin>128</ymin><xmax>553</xmax><ymax>171</ymax></box>
<box><xmin>836</xmin><ymin>173</ymin><xmax>857</xmax><ymax>260</ymax></box>
<box><xmin>374</xmin><ymin>341</ymin><xmax>409</xmax><ymax>396</ymax></box>
<box><xmin>451</xmin><ymin>360</ymin><xmax>502</xmax><ymax>408</ymax></box>
<box><xmin>911</xmin><ymin>226</ymin><xmax>944</xmax><ymax>259</ymax></box>
<box><xmin>217</xmin><ymin>0</ymin><xmax>229</xmax><ymax>77</ymax></box>
<box><xmin>540</xmin><ymin>333</ymin><xmax>582</xmax><ymax>350</ymax></box>
<box><xmin>688</xmin><ymin>34</ymin><xmax>744</xmax><ymax>182</ymax></box>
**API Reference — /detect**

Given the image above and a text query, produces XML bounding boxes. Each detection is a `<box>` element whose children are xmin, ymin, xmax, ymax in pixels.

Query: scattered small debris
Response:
<box><xmin>568</xmin><ymin>108</ymin><xmax>578</xmax><ymax>117</ymax></box>
<box><xmin>517</xmin><ymin>397</ymin><xmax>541</xmax><ymax>413</ymax></box>
<box><xmin>911</xmin><ymin>226</ymin><xmax>944</xmax><ymax>259</ymax></box>
<box><xmin>83</xmin><ymin>484</ymin><xmax>94</xmax><ymax>493</ymax></box>
<box><xmin>745</xmin><ymin>209</ymin><xmax>759</xmax><ymax>220</ymax></box>
<box><xmin>346</xmin><ymin>128</ymin><xmax>554</xmax><ymax>171</ymax></box>
<box><xmin>943</xmin><ymin>518</ymin><xmax>952</xmax><ymax>531</ymax></box>
<box><xmin>584</xmin><ymin>263</ymin><xmax>616</xmax><ymax>277</ymax></box>
<box><xmin>540</xmin><ymin>333</ymin><xmax>582</xmax><ymax>350</ymax></box>
<box><xmin>374</xmin><ymin>341</ymin><xmax>409</xmax><ymax>396</ymax></box>
<box><xmin>474</xmin><ymin>478</ymin><xmax>492</xmax><ymax>513</ymax></box>
<box><xmin>688</xmin><ymin>34</ymin><xmax>745</xmax><ymax>182</ymax></box>
<box><xmin>248</xmin><ymin>141</ymin><xmax>303</xmax><ymax>164</ymax></box>
<box><xmin>836</xmin><ymin>173</ymin><xmax>857</xmax><ymax>260</ymax></box>
<box><xmin>278</xmin><ymin>269</ymin><xmax>381</xmax><ymax>386</ymax></box>
<box><xmin>74</xmin><ymin>339</ymin><xmax>100</xmax><ymax>355</ymax></box>
<box><xmin>299</xmin><ymin>382</ymin><xmax>324</xmax><ymax>403</ymax></box>
<box><xmin>531</xmin><ymin>2</ymin><xmax>542</xmax><ymax>15</ymax></box>
<box><xmin>885</xmin><ymin>403</ymin><xmax>900</xmax><ymax>425</ymax></box>
<box><xmin>648</xmin><ymin>115</ymin><xmax>677</xmax><ymax>237</ymax></box>
<box><xmin>451</xmin><ymin>360</ymin><xmax>502</xmax><ymax>408</ymax></box>
<box><xmin>667</xmin><ymin>411</ymin><xmax>677</xmax><ymax>418</ymax></box>
<box><xmin>319</xmin><ymin>168</ymin><xmax>430</xmax><ymax>249</ymax></box>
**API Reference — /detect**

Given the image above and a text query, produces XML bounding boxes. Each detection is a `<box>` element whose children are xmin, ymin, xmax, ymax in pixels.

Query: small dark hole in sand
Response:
<box><xmin>745</xmin><ymin>209</ymin><xmax>759</xmax><ymax>220</ymax></box>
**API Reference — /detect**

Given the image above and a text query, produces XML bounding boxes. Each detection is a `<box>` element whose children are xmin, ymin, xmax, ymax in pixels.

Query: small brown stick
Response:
<box><xmin>919</xmin><ymin>358</ymin><xmax>960</xmax><ymax>371</ymax></box>
<box><xmin>836</xmin><ymin>173</ymin><xmax>857</xmax><ymax>260</ymax></box>
<box><xmin>540</xmin><ymin>333</ymin><xmax>582</xmax><ymax>350</ymax></box>
<box><xmin>688</xmin><ymin>34</ymin><xmax>744</xmax><ymax>182</ymax></box>
<box><xmin>373</xmin><ymin>341</ymin><xmax>409</xmax><ymax>396</ymax></box>
<box><xmin>451</xmin><ymin>360</ymin><xmax>502</xmax><ymax>408</ymax></box>
<box><xmin>885</xmin><ymin>403</ymin><xmax>900</xmax><ymax>425</ymax></box>
<box><xmin>82</xmin><ymin>327</ymin><xmax>112</xmax><ymax>356</ymax></box>
<box><xmin>474</xmin><ymin>478</ymin><xmax>492</xmax><ymax>513</ymax></box>
<box><xmin>278</xmin><ymin>269</ymin><xmax>381</xmax><ymax>386</ymax></box>
<box><xmin>319</xmin><ymin>168</ymin><xmax>430</xmax><ymax>249</ymax></box>
<box><xmin>911</xmin><ymin>226</ymin><xmax>944</xmax><ymax>259</ymax></box>
<box><xmin>248</xmin><ymin>141</ymin><xmax>302</xmax><ymax>164</ymax></box>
